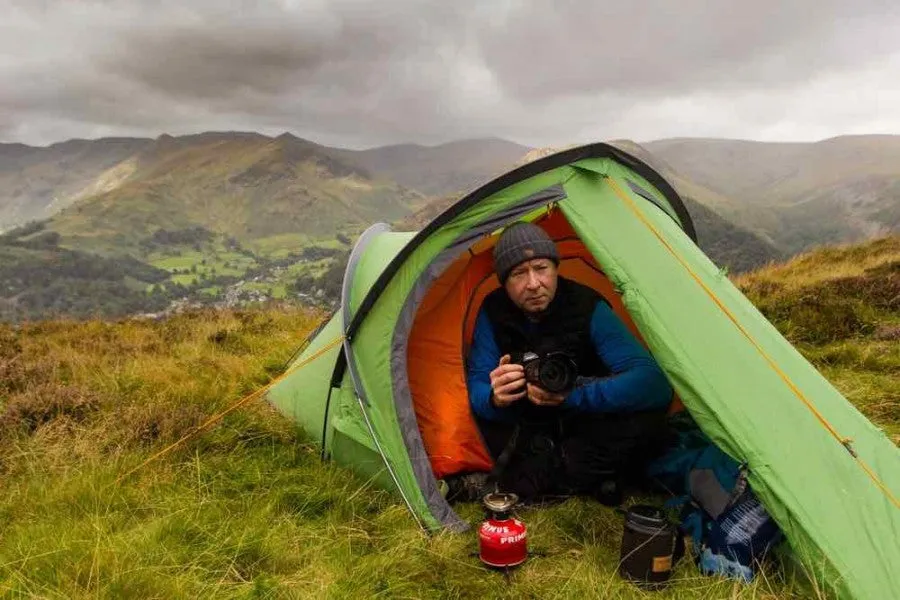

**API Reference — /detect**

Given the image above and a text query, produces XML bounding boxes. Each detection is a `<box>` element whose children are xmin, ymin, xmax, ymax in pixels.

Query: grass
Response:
<box><xmin>150</xmin><ymin>249</ymin><xmax>258</xmax><ymax>279</ymax></box>
<box><xmin>150</xmin><ymin>251</ymin><xmax>209</xmax><ymax>270</ymax></box>
<box><xmin>0</xmin><ymin>309</ymin><xmax>816</xmax><ymax>600</ymax></box>
<box><xmin>247</xmin><ymin>233</ymin><xmax>348</xmax><ymax>259</ymax></box>
<box><xmin>1</xmin><ymin>236</ymin><xmax>897</xmax><ymax>598</ymax></box>
<box><xmin>199</xmin><ymin>286</ymin><xmax>224</xmax><ymax>297</ymax></box>
<box><xmin>736</xmin><ymin>235</ymin><xmax>900</xmax><ymax>292</ymax></box>
<box><xmin>283</xmin><ymin>258</ymin><xmax>333</xmax><ymax>278</ymax></box>
<box><xmin>144</xmin><ymin>237</ymin><xmax>340</xmax><ymax>303</ymax></box>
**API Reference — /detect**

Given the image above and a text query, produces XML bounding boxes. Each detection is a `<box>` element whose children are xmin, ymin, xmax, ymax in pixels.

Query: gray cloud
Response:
<box><xmin>477</xmin><ymin>1</ymin><xmax>900</xmax><ymax>99</ymax></box>
<box><xmin>2</xmin><ymin>0</ymin><xmax>900</xmax><ymax>147</ymax></box>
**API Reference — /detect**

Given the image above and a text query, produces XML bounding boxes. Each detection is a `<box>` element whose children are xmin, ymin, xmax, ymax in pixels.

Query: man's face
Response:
<box><xmin>504</xmin><ymin>258</ymin><xmax>558</xmax><ymax>315</ymax></box>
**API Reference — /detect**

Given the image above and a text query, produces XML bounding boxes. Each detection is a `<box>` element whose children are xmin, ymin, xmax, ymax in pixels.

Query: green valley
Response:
<box><xmin>3</xmin><ymin>132</ymin><xmax>900</xmax><ymax>322</ymax></box>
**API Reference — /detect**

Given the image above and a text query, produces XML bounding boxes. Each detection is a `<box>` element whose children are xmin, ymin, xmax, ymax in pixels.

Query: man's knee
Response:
<box><xmin>561</xmin><ymin>410</ymin><xmax>668</xmax><ymax>478</ymax></box>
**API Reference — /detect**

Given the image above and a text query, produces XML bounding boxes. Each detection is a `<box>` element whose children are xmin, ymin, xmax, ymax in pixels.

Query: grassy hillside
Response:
<box><xmin>49</xmin><ymin>132</ymin><xmax>426</xmax><ymax>256</ymax></box>
<box><xmin>1</xmin><ymin>134</ymin><xmax>527</xmax><ymax>235</ymax></box>
<box><xmin>646</xmin><ymin>136</ymin><xmax>900</xmax><ymax>253</ymax></box>
<box><xmin>0</xmin><ymin>138</ymin><xmax>149</xmax><ymax>230</ymax></box>
<box><xmin>3</xmin><ymin>131</ymin><xmax>897</xmax><ymax>321</ymax></box>
<box><xmin>7</xmin><ymin>132</ymin><xmax>900</xmax><ymax>256</ymax></box>
<box><xmin>0</xmin><ymin>236</ymin><xmax>895</xmax><ymax>598</ymax></box>
<box><xmin>0</xmin><ymin>132</ymin><xmax>430</xmax><ymax>319</ymax></box>
<box><xmin>0</xmin><ymin>222</ymin><xmax>171</xmax><ymax>322</ymax></box>
<box><xmin>0</xmin><ymin>219</ymin><xmax>348</xmax><ymax>323</ymax></box>
<box><xmin>332</xmin><ymin>138</ymin><xmax>532</xmax><ymax>197</ymax></box>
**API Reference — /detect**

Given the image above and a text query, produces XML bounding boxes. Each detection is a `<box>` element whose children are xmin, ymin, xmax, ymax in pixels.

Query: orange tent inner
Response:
<box><xmin>406</xmin><ymin>210</ymin><xmax>681</xmax><ymax>479</ymax></box>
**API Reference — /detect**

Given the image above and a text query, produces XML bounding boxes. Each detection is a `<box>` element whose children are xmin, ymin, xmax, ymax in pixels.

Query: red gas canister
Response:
<box><xmin>478</xmin><ymin>492</ymin><xmax>527</xmax><ymax>568</ymax></box>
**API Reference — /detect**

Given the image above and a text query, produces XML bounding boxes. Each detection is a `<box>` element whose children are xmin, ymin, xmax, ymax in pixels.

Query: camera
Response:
<box><xmin>516</xmin><ymin>351</ymin><xmax>578</xmax><ymax>394</ymax></box>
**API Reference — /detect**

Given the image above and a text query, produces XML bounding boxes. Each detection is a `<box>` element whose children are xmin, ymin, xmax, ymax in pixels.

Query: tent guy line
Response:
<box><xmin>112</xmin><ymin>332</ymin><xmax>345</xmax><ymax>487</ymax></box>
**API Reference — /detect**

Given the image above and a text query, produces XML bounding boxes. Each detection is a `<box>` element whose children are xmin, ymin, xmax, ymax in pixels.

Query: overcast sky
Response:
<box><xmin>3</xmin><ymin>0</ymin><xmax>900</xmax><ymax>149</ymax></box>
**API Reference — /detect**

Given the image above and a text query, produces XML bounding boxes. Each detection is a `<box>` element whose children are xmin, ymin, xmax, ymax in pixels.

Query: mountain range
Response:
<box><xmin>643</xmin><ymin>136</ymin><xmax>900</xmax><ymax>253</ymax></box>
<box><xmin>1</xmin><ymin>130</ymin><xmax>898</xmax><ymax>321</ymax></box>
<box><xmin>5</xmin><ymin>132</ymin><xmax>896</xmax><ymax>254</ymax></box>
<box><xmin>0</xmin><ymin>133</ymin><xmax>527</xmax><ymax>237</ymax></box>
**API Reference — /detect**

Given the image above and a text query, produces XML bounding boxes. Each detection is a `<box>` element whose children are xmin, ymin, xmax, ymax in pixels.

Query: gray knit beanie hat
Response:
<box><xmin>493</xmin><ymin>221</ymin><xmax>559</xmax><ymax>283</ymax></box>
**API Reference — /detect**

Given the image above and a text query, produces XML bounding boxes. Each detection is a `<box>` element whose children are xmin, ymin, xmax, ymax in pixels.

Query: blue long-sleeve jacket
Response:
<box><xmin>466</xmin><ymin>300</ymin><xmax>673</xmax><ymax>422</ymax></box>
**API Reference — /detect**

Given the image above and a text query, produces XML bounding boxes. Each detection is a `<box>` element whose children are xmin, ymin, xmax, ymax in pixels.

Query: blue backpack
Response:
<box><xmin>647</xmin><ymin>415</ymin><xmax>783</xmax><ymax>581</ymax></box>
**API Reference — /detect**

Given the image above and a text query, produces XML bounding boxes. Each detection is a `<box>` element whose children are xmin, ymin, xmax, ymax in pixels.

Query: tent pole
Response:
<box><xmin>320</xmin><ymin>382</ymin><xmax>335</xmax><ymax>462</ymax></box>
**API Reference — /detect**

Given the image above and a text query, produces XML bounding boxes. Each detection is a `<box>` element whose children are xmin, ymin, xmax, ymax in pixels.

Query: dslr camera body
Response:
<box><xmin>513</xmin><ymin>350</ymin><xmax>579</xmax><ymax>395</ymax></box>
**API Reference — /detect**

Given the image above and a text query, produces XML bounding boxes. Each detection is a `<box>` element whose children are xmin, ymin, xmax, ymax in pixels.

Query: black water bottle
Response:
<box><xmin>618</xmin><ymin>504</ymin><xmax>677</xmax><ymax>588</ymax></box>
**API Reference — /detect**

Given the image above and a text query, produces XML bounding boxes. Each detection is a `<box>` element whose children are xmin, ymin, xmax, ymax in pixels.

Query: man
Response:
<box><xmin>458</xmin><ymin>221</ymin><xmax>673</xmax><ymax>505</ymax></box>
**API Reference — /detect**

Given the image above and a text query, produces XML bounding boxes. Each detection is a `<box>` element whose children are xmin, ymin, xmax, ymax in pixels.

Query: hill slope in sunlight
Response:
<box><xmin>47</xmin><ymin>132</ymin><xmax>427</xmax><ymax>256</ymax></box>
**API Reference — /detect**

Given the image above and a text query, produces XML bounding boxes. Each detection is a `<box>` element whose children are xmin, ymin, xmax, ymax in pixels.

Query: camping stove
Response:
<box><xmin>478</xmin><ymin>492</ymin><xmax>528</xmax><ymax>568</ymax></box>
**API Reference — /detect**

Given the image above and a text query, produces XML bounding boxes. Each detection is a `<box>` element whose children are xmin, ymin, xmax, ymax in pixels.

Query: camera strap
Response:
<box><xmin>486</xmin><ymin>417</ymin><xmax>564</xmax><ymax>495</ymax></box>
<box><xmin>486</xmin><ymin>423</ymin><xmax>521</xmax><ymax>492</ymax></box>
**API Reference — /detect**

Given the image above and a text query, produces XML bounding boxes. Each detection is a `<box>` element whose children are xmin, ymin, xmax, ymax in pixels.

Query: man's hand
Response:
<box><xmin>527</xmin><ymin>383</ymin><xmax>566</xmax><ymax>407</ymax></box>
<box><xmin>489</xmin><ymin>354</ymin><xmax>526</xmax><ymax>407</ymax></box>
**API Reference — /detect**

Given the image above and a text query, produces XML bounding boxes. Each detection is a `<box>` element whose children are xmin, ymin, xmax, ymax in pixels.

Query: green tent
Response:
<box><xmin>267</xmin><ymin>143</ymin><xmax>900</xmax><ymax>599</ymax></box>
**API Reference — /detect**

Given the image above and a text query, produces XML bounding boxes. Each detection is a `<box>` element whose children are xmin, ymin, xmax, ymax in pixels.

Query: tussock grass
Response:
<box><xmin>737</xmin><ymin>235</ymin><xmax>899</xmax><ymax>344</ymax></box>
<box><xmin>0</xmin><ymin>306</ymin><xmax>814</xmax><ymax>599</ymax></box>
<box><xmin>2</xmin><ymin>236</ymin><xmax>898</xmax><ymax>598</ymax></box>
<box><xmin>736</xmin><ymin>235</ymin><xmax>900</xmax><ymax>291</ymax></box>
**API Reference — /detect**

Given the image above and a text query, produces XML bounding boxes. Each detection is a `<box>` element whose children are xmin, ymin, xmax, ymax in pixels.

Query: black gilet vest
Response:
<box><xmin>482</xmin><ymin>276</ymin><xmax>611</xmax><ymax>381</ymax></box>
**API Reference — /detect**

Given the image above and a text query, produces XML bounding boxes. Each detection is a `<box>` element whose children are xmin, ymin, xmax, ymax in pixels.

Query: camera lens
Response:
<box><xmin>538</xmin><ymin>356</ymin><xmax>574</xmax><ymax>393</ymax></box>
